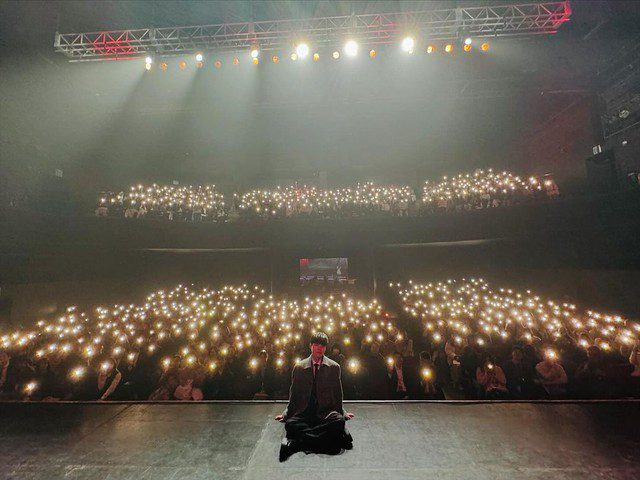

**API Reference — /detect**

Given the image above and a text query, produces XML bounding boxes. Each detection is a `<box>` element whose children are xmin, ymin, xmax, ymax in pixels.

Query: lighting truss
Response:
<box><xmin>54</xmin><ymin>1</ymin><xmax>572</xmax><ymax>61</ymax></box>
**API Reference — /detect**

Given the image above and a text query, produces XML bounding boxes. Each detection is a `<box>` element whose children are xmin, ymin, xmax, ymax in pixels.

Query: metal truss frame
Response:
<box><xmin>54</xmin><ymin>1</ymin><xmax>572</xmax><ymax>61</ymax></box>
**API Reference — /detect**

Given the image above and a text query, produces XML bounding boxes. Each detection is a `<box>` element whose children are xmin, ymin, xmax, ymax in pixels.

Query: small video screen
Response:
<box><xmin>299</xmin><ymin>257</ymin><xmax>349</xmax><ymax>284</ymax></box>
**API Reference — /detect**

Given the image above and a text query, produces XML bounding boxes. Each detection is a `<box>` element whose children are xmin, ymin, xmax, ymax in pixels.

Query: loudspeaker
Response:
<box><xmin>585</xmin><ymin>149</ymin><xmax>619</xmax><ymax>192</ymax></box>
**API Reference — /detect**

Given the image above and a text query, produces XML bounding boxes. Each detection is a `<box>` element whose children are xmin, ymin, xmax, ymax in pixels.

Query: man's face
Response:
<box><xmin>310</xmin><ymin>343</ymin><xmax>326</xmax><ymax>358</ymax></box>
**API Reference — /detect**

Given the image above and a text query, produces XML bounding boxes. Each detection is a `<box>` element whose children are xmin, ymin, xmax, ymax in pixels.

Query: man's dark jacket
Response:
<box><xmin>282</xmin><ymin>355</ymin><xmax>346</xmax><ymax>420</ymax></box>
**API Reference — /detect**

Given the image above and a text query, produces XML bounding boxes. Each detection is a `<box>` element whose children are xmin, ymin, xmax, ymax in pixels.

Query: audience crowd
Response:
<box><xmin>93</xmin><ymin>170</ymin><xmax>559</xmax><ymax>221</ymax></box>
<box><xmin>394</xmin><ymin>278</ymin><xmax>639</xmax><ymax>400</ymax></box>
<box><xmin>421</xmin><ymin>169</ymin><xmax>559</xmax><ymax>212</ymax></box>
<box><xmin>1</xmin><ymin>278</ymin><xmax>638</xmax><ymax>402</ymax></box>
<box><xmin>237</xmin><ymin>183</ymin><xmax>417</xmax><ymax>219</ymax></box>
<box><xmin>0</xmin><ymin>285</ymin><xmax>403</xmax><ymax>401</ymax></box>
<box><xmin>95</xmin><ymin>184</ymin><xmax>227</xmax><ymax>222</ymax></box>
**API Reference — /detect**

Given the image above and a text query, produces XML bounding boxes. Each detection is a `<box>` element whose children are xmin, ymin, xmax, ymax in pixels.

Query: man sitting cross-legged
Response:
<box><xmin>275</xmin><ymin>332</ymin><xmax>354</xmax><ymax>462</ymax></box>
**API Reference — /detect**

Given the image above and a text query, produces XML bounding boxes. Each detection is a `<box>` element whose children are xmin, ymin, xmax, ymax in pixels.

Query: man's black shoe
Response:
<box><xmin>279</xmin><ymin>439</ymin><xmax>298</xmax><ymax>462</ymax></box>
<box><xmin>342</xmin><ymin>432</ymin><xmax>353</xmax><ymax>450</ymax></box>
<box><xmin>327</xmin><ymin>444</ymin><xmax>343</xmax><ymax>455</ymax></box>
<box><xmin>279</xmin><ymin>443</ymin><xmax>289</xmax><ymax>462</ymax></box>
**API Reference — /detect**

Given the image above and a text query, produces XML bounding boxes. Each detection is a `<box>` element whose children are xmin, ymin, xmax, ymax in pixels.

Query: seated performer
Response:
<box><xmin>275</xmin><ymin>332</ymin><xmax>354</xmax><ymax>461</ymax></box>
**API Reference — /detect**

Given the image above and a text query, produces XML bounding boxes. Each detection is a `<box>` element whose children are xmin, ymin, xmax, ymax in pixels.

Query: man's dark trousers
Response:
<box><xmin>284</xmin><ymin>364</ymin><xmax>351</xmax><ymax>451</ymax></box>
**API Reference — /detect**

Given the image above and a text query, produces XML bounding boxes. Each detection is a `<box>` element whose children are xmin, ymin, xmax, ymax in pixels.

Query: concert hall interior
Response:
<box><xmin>1</xmin><ymin>1</ymin><xmax>640</xmax><ymax>478</ymax></box>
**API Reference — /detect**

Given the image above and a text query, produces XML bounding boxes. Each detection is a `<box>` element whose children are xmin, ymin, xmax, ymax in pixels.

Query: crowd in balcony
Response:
<box><xmin>95</xmin><ymin>184</ymin><xmax>227</xmax><ymax>222</ymax></box>
<box><xmin>93</xmin><ymin>169</ymin><xmax>560</xmax><ymax>222</ymax></box>
<box><xmin>421</xmin><ymin>169</ymin><xmax>559</xmax><ymax>213</ymax></box>
<box><xmin>236</xmin><ymin>183</ymin><xmax>417</xmax><ymax>219</ymax></box>
<box><xmin>1</xmin><ymin>278</ymin><xmax>638</xmax><ymax>402</ymax></box>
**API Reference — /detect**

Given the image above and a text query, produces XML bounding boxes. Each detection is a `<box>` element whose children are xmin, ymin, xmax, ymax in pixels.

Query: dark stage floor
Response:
<box><xmin>1</xmin><ymin>401</ymin><xmax>639</xmax><ymax>480</ymax></box>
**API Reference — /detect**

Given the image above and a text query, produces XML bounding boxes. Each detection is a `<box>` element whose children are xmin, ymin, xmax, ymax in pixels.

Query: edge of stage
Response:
<box><xmin>1</xmin><ymin>400</ymin><xmax>639</xmax><ymax>480</ymax></box>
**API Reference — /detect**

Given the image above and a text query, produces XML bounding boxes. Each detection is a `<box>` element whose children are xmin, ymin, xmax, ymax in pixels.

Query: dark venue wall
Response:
<box><xmin>510</xmin><ymin>96</ymin><xmax>598</xmax><ymax>194</ymax></box>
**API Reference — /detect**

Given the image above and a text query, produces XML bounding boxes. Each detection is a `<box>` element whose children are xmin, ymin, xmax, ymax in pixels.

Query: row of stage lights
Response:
<box><xmin>143</xmin><ymin>37</ymin><xmax>490</xmax><ymax>70</ymax></box>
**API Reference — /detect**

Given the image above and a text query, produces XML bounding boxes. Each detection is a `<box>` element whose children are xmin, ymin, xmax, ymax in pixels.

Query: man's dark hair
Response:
<box><xmin>309</xmin><ymin>331</ymin><xmax>329</xmax><ymax>346</ymax></box>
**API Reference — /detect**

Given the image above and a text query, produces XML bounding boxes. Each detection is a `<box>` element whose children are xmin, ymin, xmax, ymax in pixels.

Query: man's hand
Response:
<box><xmin>345</xmin><ymin>412</ymin><xmax>355</xmax><ymax>420</ymax></box>
<box><xmin>274</xmin><ymin>414</ymin><xmax>285</xmax><ymax>422</ymax></box>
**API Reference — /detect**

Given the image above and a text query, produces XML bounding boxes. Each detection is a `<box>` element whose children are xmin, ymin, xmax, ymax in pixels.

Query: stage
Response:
<box><xmin>1</xmin><ymin>401</ymin><xmax>639</xmax><ymax>479</ymax></box>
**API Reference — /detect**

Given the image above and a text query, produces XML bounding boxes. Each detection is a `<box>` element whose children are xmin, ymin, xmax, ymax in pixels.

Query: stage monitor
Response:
<box><xmin>300</xmin><ymin>257</ymin><xmax>348</xmax><ymax>283</ymax></box>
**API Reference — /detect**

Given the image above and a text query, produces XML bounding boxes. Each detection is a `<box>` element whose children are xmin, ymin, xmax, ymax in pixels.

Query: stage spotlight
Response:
<box><xmin>444</xmin><ymin>43</ymin><xmax>453</xmax><ymax>53</ymax></box>
<box><xmin>313</xmin><ymin>53</ymin><xmax>320</xmax><ymax>61</ymax></box>
<box><xmin>250</xmin><ymin>49</ymin><xmax>259</xmax><ymax>59</ymax></box>
<box><xmin>145</xmin><ymin>62</ymin><xmax>151</xmax><ymax>71</ymax></box>
<box><xmin>290</xmin><ymin>53</ymin><xmax>298</xmax><ymax>61</ymax></box>
<box><xmin>160</xmin><ymin>62</ymin><xmax>167</xmax><ymax>71</ymax></box>
<box><xmin>481</xmin><ymin>42</ymin><xmax>490</xmax><ymax>52</ymax></box>
<box><xmin>233</xmin><ymin>57</ymin><xmax>239</xmax><ymax>65</ymax></box>
<box><xmin>332</xmin><ymin>51</ymin><xmax>340</xmax><ymax>59</ymax></box>
<box><xmin>369</xmin><ymin>49</ymin><xmax>376</xmax><ymax>58</ymax></box>
<box><xmin>252</xmin><ymin>58</ymin><xmax>259</xmax><ymax>65</ymax></box>
<box><xmin>196</xmin><ymin>60</ymin><xmax>204</xmax><ymax>68</ymax></box>
<box><xmin>195</xmin><ymin>53</ymin><xmax>203</xmax><ymax>62</ymax></box>
<box><xmin>464</xmin><ymin>38</ymin><xmax>472</xmax><ymax>45</ymax></box>
<box><xmin>295</xmin><ymin>43</ymin><xmax>309</xmax><ymax>58</ymax></box>
<box><xmin>214</xmin><ymin>60</ymin><xmax>222</xmax><ymax>68</ymax></box>
<box><xmin>426</xmin><ymin>45</ymin><xmax>436</xmax><ymax>54</ymax></box>
<box><xmin>272</xmin><ymin>55</ymin><xmax>279</xmax><ymax>63</ymax></box>
<box><xmin>463</xmin><ymin>44</ymin><xmax>472</xmax><ymax>52</ymax></box>
<box><xmin>178</xmin><ymin>60</ymin><xmax>187</xmax><ymax>69</ymax></box>
<box><xmin>344</xmin><ymin>40</ymin><xmax>358</xmax><ymax>57</ymax></box>
<box><xmin>401</xmin><ymin>37</ymin><xmax>415</xmax><ymax>53</ymax></box>
<box><xmin>145</xmin><ymin>56</ymin><xmax>153</xmax><ymax>64</ymax></box>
